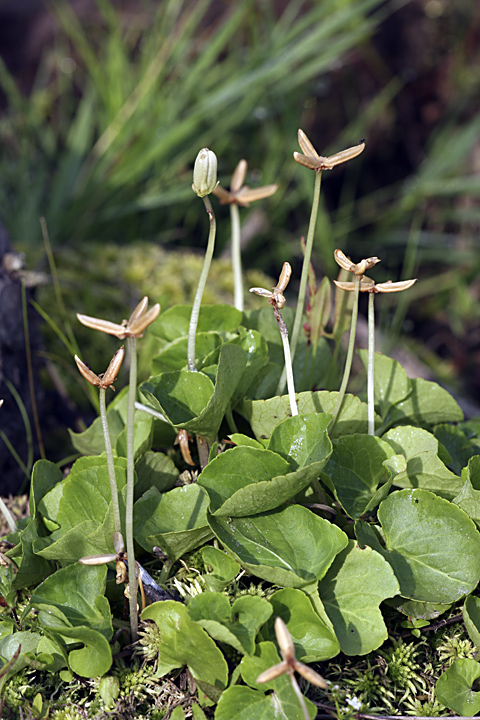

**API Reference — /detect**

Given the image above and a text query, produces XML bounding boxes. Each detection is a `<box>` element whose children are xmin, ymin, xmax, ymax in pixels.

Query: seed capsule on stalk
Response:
<box><xmin>192</xmin><ymin>148</ymin><xmax>218</xmax><ymax>197</ymax></box>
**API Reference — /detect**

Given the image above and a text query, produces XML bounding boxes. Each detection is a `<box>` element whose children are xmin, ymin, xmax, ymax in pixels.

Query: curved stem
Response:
<box><xmin>99</xmin><ymin>387</ymin><xmax>122</xmax><ymax>536</ymax></box>
<box><xmin>276</xmin><ymin>170</ymin><xmax>322</xmax><ymax>394</ymax></box>
<box><xmin>230</xmin><ymin>203</ymin><xmax>243</xmax><ymax>311</ymax></box>
<box><xmin>329</xmin><ymin>274</ymin><xmax>360</xmax><ymax>432</ymax></box>
<box><xmin>187</xmin><ymin>196</ymin><xmax>217</xmax><ymax>371</ymax></box>
<box><xmin>367</xmin><ymin>292</ymin><xmax>375</xmax><ymax>435</ymax></box>
<box><xmin>126</xmin><ymin>336</ymin><xmax>138</xmax><ymax>642</ymax></box>
<box><xmin>289</xmin><ymin>673</ymin><xmax>310</xmax><ymax>720</ymax></box>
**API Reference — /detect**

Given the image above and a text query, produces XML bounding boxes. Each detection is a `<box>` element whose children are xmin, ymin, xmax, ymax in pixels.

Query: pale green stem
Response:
<box><xmin>230</xmin><ymin>203</ymin><xmax>243</xmax><ymax>311</ymax></box>
<box><xmin>0</xmin><ymin>497</ymin><xmax>16</xmax><ymax>534</ymax></box>
<box><xmin>329</xmin><ymin>275</ymin><xmax>360</xmax><ymax>431</ymax></box>
<box><xmin>367</xmin><ymin>291</ymin><xmax>375</xmax><ymax>436</ymax></box>
<box><xmin>99</xmin><ymin>387</ymin><xmax>122</xmax><ymax>536</ymax></box>
<box><xmin>126</xmin><ymin>336</ymin><xmax>138</xmax><ymax>642</ymax></box>
<box><xmin>282</xmin><ymin>332</ymin><xmax>298</xmax><ymax>416</ymax></box>
<box><xmin>276</xmin><ymin>170</ymin><xmax>322</xmax><ymax>394</ymax></box>
<box><xmin>273</xmin><ymin>304</ymin><xmax>298</xmax><ymax>416</ymax></box>
<box><xmin>187</xmin><ymin>196</ymin><xmax>216</xmax><ymax>371</ymax></box>
<box><xmin>289</xmin><ymin>673</ymin><xmax>310</xmax><ymax>720</ymax></box>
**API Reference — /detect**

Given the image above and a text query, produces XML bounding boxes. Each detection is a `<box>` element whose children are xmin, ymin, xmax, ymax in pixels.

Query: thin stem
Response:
<box><xmin>99</xmin><ymin>387</ymin><xmax>122</xmax><ymax>535</ymax></box>
<box><xmin>273</xmin><ymin>304</ymin><xmax>298</xmax><ymax>416</ymax></box>
<box><xmin>367</xmin><ymin>292</ymin><xmax>375</xmax><ymax>436</ymax></box>
<box><xmin>276</xmin><ymin>170</ymin><xmax>322</xmax><ymax>394</ymax></box>
<box><xmin>329</xmin><ymin>274</ymin><xmax>360</xmax><ymax>431</ymax></box>
<box><xmin>289</xmin><ymin>672</ymin><xmax>310</xmax><ymax>720</ymax></box>
<box><xmin>230</xmin><ymin>203</ymin><xmax>243</xmax><ymax>311</ymax></box>
<box><xmin>187</xmin><ymin>196</ymin><xmax>216</xmax><ymax>371</ymax></box>
<box><xmin>126</xmin><ymin>336</ymin><xmax>138</xmax><ymax>642</ymax></box>
<box><xmin>0</xmin><ymin>497</ymin><xmax>16</xmax><ymax>534</ymax></box>
<box><xmin>134</xmin><ymin>401</ymin><xmax>167</xmax><ymax>422</ymax></box>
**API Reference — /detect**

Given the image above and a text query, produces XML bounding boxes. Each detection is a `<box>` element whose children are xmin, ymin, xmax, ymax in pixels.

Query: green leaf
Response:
<box><xmin>319</xmin><ymin>540</ymin><xmax>399</xmax><ymax>655</ymax></box>
<box><xmin>229</xmin><ymin>434</ymin><xmax>265</xmax><ymax>450</ymax></box>
<box><xmin>0</xmin><ymin>631</ymin><xmax>42</xmax><ymax>676</ymax></box>
<box><xmin>383</xmin><ymin>426</ymin><xmax>462</xmax><ymax>499</ymax></box>
<box><xmin>209</xmin><ymin>504</ymin><xmax>348</xmax><ymax>588</ymax></box>
<box><xmin>322</xmin><ymin>434</ymin><xmax>395</xmax><ymax>519</ymax></box>
<box><xmin>31</xmin><ymin>564</ymin><xmax>112</xmax><ymax>639</ymax></box>
<box><xmin>434</xmin><ymin>424</ymin><xmax>480</xmax><ymax>475</ymax></box>
<box><xmin>358</xmin><ymin>351</ymin><xmax>410</xmax><ymax>419</ymax></box>
<box><xmin>386</xmin><ymin>378</ymin><xmax>463</xmax><ymax>428</ymax></box>
<box><xmin>142</xmin><ymin>600</ymin><xmax>228</xmax><ymax>703</ymax></box>
<box><xmin>198</xmin><ymin>441</ymin><xmax>327</xmax><ymax>518</ymax></box>
<box><xmin>453</xmin><ymin>455</ymin><xmax>480</xmax><ymax>528</ymax></box>
<box><xmin>388</xmin><ymin>597</ymin><xmax>451</xmax><ymax>621</ymax></box>
<box><xmin>436</xmin><ymin>658</ymin><xmax>480</xmax><ymax>715</ymax></box>
<box><xmin>187</xmin><ymin>592</ymin><xmax>272</xmax><ymax>655</ymax></box>
<box><xmin>268</xmin><ymin>413</ymin><xmax>332</xmax><ymax>470</ymax></box>
<box><xmin>134</xmin><ymin>450</ymin><xmax>178</xmax><ymax>499</ymax></box>
<box><xmin>152</xmin><ymin>332</ymin><xmax>223</xmax><ymax>373</ymax></box>
<box><xmin>463</xmin><ymin>595</ymin><xmax>480</xmax><ymax>648</ymax></box>
<box><xmin>29</xmin><ymin>460</ymin><xmax>63</xmax><ymax>519</ymax></box>
<box><xmin>198</xmin><ymin>446</ymin><xmax>290</xmax><ymax>515</ymax></box>
<box><xmin>115</xmin><ymin>411</ymin><xmax>153</xmax><ymax>460</ymax></box>
<box><xmin>151</xmin><ymin>304</ymin><xmax>242</xmax><ymax>341</ymax></box>
<box><xmin>142</xmin><ymin>344</ymin><xmax>247</xmax><ymax>441</ymax></box>
<box><xmin>240</xmin><ymin>390</ymin><xmax>374</xmax><ymax>440</ymax></box>
<box><xmin>201</xmin><ymin>546</ymin><xmax>240</xmax><ymax>592</ymax></box>
<box><xmin>133</xmin><ymin>485</ymin><xmax>212</xmax><ymax>561</ymax></box>
<box><xmin>266</xmin><ymin>588</ymin><xmax>339</xmax><ymax>661</ymax></box>
<box><xmin>233</xmin><ymin>641</ymin><xmax>316</xmax><ymax>719</ymax></box>
<box><xmin>45</xmin><ymin>624</ymin><xmax>112</xmax><ymax>678</ymax></box>
<box><xmin>69</xmin><ymin>407</ymin><xmax>124</xmax><ymax>456</ymax></box>
<box><xmin>34</xmin><ymin>456</ymin><xmax>127</xmax><ymax>562</ymax></box>
<box><xmin>356</xmin><ymin>489</ymin><xmax>480</xmax><ymax>603</ymax></box>
<box><xmin>10</xmin><ymin>517</ymin><xmax>55</xmax><ymax>590</ymax></box>
<box><xmin>228</xmin><ymin>328</ymin><xmax>270</xmax><ymax>401</ymax></box>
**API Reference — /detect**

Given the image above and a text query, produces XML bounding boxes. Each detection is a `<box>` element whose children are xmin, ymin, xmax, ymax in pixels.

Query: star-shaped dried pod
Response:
<box><xmin>334</xmin><ymin>277</ymin><xmax>417</xmax><ymax>293</ymax></box>
<box><xmin>334</xmin><ymin>248</ymin><xmax>380</xmax><ymax>277</ymax></box>
<box><xmin>213</xmin><ymin>159</ymin><xmax>278</xmax><ymax>207</ymax></box>
<box><xmin>256</xmin><ymin>617</ymin><xmax>328</xmax><ymax>689</ymax></box>
<box><xmin>77</xmin><ymin>296</ymin><xmax>160</xmax><ymax>339</ymax></box>
<box><xmin>249</xmin><ymin>262</ymin><xmax>292</xmax><ymax>309</ymax></box>
<box><xmin>294</xmin><ymin>129</ymin><xmax>365</xmax><ymax>172</ymax></box>
<box><xmin>74</xmin><ymin>346</ymin><xmax>125</xmax><ymax>390</ymax></box>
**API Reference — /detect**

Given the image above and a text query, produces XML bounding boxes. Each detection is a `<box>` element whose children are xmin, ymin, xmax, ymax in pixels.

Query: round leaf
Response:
<box><xmin>436</xmin><ymin>658</ymin><xmax>480</xmax><ymax>716</ymax></box>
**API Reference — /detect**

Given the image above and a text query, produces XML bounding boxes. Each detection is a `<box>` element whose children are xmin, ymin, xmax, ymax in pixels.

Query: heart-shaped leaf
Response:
<box><xmin>268</xmin><ymin>414</ymin><xmax>332</xmax><ymax>470</ymax></box>
<box><xmin>133</xmin><ymin>485</ymin><xmax>212</xmax><ymax>561</ymax></box>
<box><xmin>152</xmin><ymin>332</ymin><xmax>223</xmax><ymax>373</ymax></box>
<box><xmin>151</xmin><ymin>304</ymin><xmax>242</xmax><ymax>341</ymax></box>
<box><xmin>436</xmin><ymin>658</ymin><xmax>480</xmax><ymax>715</ymax></box>
<box><xmin>356</xmin><ymin>489</ymin><xmax>480</xmax><ymax>603</ymax></box>
<box><xmin>187</xmin><ymin>592</ymin><xmax>272</xmax><ymax>655</ymax></box>
<box><xmin>142</xmin><ymin>344</ymin><xmax>247</xmax><ymax>441</ymax></box>
<box><xmin>201</xmin><ymin>546</ymin><xmax>240</xmax><ymax>592</ymax></box>
<box><xmin>322</xmin><ymin>434</ymin><xmax>396</xmax><ymax>519</ymax></box>
<box><xmin>31</xmin><ymin>564</ymin><xmax>112</xmax><ymax>639</ymax></box>
<box><xmin>216</xmin><ymin>641</ymin><xmax>316</xmax><ymax>720</ymax></box>
<box><xmin>264</xmin><ymin>588</ymin><xmax>339</xmax><ymax>661</ymax></box>
<box><xmin>240</xmin><ymin>391</ymin><xmax>375</xmax><ymax>440</ymax></box>
<box><xmin>142</xmin><ymin>600</ymin><xmax>228</xmax><ymax>703</ymax></box>
<box><xmin>386</xmin><ymin>378</ymin><xmax>463</xmax><ymax>428</ymax></box>
<box><xmin>383</xmin><ymin>426</ymin><xmax>462</xmax><ymax>499</ymax></box>
<box><xmin>319</xmin><ymin>540</ymin><xmax>399</xmax><ymax>655</ymax></box>
<box><xmin>209</xmin><ymin>505</ymin><xmax>348</xmax><ymax>588</ymax></box>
